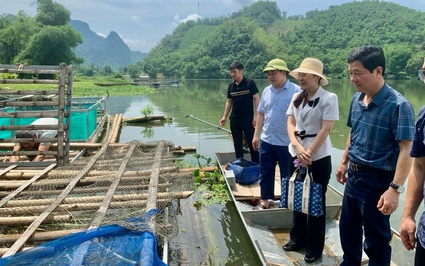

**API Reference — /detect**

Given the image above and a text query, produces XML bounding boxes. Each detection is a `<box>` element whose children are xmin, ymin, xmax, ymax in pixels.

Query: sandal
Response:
<box><xmin>252</xmin><ymin>204</ymin><xmax>269</xmax><ymax>210</ymax></box>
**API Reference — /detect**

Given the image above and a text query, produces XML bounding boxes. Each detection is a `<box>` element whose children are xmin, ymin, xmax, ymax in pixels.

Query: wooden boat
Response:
<box><xmin>215</xmin><ymin>151</ymin><xmax>413</xmax><ymax>266</ymax></box>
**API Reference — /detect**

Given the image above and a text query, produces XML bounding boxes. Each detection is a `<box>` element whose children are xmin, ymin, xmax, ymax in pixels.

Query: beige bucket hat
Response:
<box><xmin>289</xmin><ymin>58</ymin><xmax>329</xmax><ymax>86</ymax></box>
<box><xmin>263</xmin><ymin>58</ymin><xmax>290</xmax><ymax>72</ymax></box>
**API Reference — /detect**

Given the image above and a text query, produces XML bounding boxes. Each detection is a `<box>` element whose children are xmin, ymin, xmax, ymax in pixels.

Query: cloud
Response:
<box><xmin>131</xmin><ymin>16</ymin><xmax>142</xmax><ymax>24</ymax></box>
<box><xmin>96</xmin><ymin>32</ymin><xmax>107</xmax><ymax>38</ymax></box>
<box><xmin>174</xmin><ymin>13</ymin><xmax>201</xmax><ymax>24</ymax></box>
<box><xmin>119</xmin><ymin>34</ymin><xmax>147</xmax><ymax>51</ymax></box>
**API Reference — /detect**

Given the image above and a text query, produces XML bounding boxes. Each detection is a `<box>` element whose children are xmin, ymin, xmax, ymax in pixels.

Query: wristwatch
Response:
<box><xmin>389</xmin><ymin>182</ymin><xmax>405</xmax><ymax>194</ymax></box>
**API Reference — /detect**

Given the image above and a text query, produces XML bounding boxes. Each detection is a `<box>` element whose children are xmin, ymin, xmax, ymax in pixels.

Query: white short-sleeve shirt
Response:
<box><xmin>286</xmin><ymin>86</ymin><xmax>339</xmax><ymax>161</ymax></box>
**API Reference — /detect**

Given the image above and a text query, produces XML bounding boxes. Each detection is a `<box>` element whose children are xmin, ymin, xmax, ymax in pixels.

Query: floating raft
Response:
<box><xmin>0</xmin><ymin>139</ymin><xmax>196</xmax><ymax>263</ymax></box>
<box><xmin>122</xmin><ymin>114</ymin><xmax>172</xmax><ymax>123</ymax></box>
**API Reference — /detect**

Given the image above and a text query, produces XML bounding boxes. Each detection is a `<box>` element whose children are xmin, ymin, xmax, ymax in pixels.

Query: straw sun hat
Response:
<box><xmin>289</xmin><ymin>58</ymin><xmax>329</xmax><ymax>86</ymax></box>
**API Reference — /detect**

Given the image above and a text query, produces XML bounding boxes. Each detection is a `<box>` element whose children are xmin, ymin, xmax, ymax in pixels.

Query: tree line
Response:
<box><xmin>139</xmin><ymin>0</ymin><xmax>425</xmax><ymax>80</ymax></box>
<box><xmin>2</xmin><ymin>0</ymin><xmax>425</xmax><ymax>81</ymax></box>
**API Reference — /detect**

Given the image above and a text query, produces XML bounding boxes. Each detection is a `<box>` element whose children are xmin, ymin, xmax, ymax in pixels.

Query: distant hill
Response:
<box><xmin>142</xmin><ymin>1</ymin><xmax>425</xmax><ymax>79</ymax></box>
<box><xmin>70</xmin><ymin>20</ymin><xmax>146</xmax><ymax>70</ymax></box>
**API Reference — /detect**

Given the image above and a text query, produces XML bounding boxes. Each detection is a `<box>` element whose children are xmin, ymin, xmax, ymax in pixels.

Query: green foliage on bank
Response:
<box><xmin>140</xmin><ymin>0</ymin><xmax>425</xmax><ymax>80</ymax></box>
<box><xmin>0</xmin><ymin>76</ymin><xmax>155</xmax><ymax>97</ymax></box>
<box><xmin>0</xmin><ymin>0</ymin><xmax>82</xmax><ymax>66</ymax></box>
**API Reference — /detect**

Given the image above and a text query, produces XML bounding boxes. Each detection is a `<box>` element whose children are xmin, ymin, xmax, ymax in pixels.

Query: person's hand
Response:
<box><xmin>377</xmin><ymin>189</ymin><xmax>399</xmax><ymax>215</ymax></box>
<box><xmin>252</xmin><ymin>136</ymin><xmax>259</xmax><ymax>151</ymax></box>
<box><xmin>298</xmin><ymin>151</ymin><xmax>312</xmax><ymax>167</ymax></box>
<box><xmin>399</xmin><ymin>217</ymin><xmax>417</xmax><ymax>250</ymax></box>
<box><xmin>219</xmin><ymin>117</ymin><xmax>226</xmax><ymax>126</ymax></box>
<box><xmin>335</xmin><ymin>163</ymin><xmax>348</xmax><ymax>184</ymax></box>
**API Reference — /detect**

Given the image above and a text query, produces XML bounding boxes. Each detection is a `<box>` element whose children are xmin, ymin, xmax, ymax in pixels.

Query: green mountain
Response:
<box><xmin>141</xmin><ymin>0</ymin><xmax>425</xmax><ymax>80</ymax></box>
<box><xmin>70</xmin><ymin>20</ymin><xmax>146</xmax><ymax>71</ymax></box>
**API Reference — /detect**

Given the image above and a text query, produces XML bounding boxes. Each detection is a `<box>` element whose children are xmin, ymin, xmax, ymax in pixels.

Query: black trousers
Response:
<box><xmin>288</xmin><ymin>156</ymin><xmax>331</xmax><ymax>257</ymax></box>
<box><xmin>230</xmin><ymin>117</ymin><xmax>258</xmax><ymax>163</ymax></box>
<box><xmin>416</xmin><ymin>238</ymin><xmax>425</xmax><ymax>266</ymax></box>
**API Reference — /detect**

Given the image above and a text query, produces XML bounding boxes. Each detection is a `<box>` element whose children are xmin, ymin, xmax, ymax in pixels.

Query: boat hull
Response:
<box><xmin>215</xmin><ymin>151</ymin><xmax>413</xmax><ymax>266</ymax></box>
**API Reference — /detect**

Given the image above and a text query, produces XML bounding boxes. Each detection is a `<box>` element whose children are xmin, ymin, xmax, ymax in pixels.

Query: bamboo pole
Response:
<box><xmin>0</xmin><ymin>167</ymin><xmax>185</xmax><ymax>189</ymax></box>
<box><xmin>0</xmin><ymin>223</ymin><xmax>172</xmax><ymax>245</ymax></box>
<box><xmin>0</xmin><ymin>142</ymin><xmax>131</xmax><ymax>150</ymax></box>
<box><xmin>0</xmin><ymin>182</ymin><xmax>173</xmax><ymax>198</ymax></box>
<box><xmin>4</xmin><ymin>191</ymin><xmax>194</xmax><ymax>208</ymax></box>
<box><xmin>0</xmin><ymin>163</ymin><xmax>174</xmax><ymax>179</ymax></box>
<box><xmin>69</xmin><ymin>156</ymin><xmax>174</xmax><ymax>166</ymax></box>
<box><xmin>0</xmin><ymin>247</ymin><xmax>32</xmax><ymax>256</ymax></box>
<box><xmin>0</xmin><ymin>166</ymin><xmax>179</xmax><ymax>187</ymax></box>
<box><xmin>90</xmin><ymin>142</ymin><xmax>137</xmax><ymax>227</ymax></box>
<box><xmin>145</xmin><ymin>141</ymin><xmax>164</xmax><ymax>234</ymax></box>
<box><xmin>0</xmin><ymin>229</ymin><xmax>83</xmax><ymax>244</ymax></box>
<box><xmin>0</xmin><ymin>215</ymin><xmax>71</xmax><ymax>226</ymax></box>
<box><xmin>180</xmin><ymin>166</ymin><xmax>217</xmax><ymax>172</ymax></box>
<box><xmin>108</xmin><ymin>113</ymin><xmax>122</xmax><ymax>143</ymax></box>
<box><xmin>0</xmin><ymin>198</ymin><xmax>178</xmax><ymax>216</ymax></box>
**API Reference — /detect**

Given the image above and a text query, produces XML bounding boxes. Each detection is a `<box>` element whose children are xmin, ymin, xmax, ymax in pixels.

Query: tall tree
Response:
<box><xmin>35</xmin><ymin>0</ymin><xmax>71</xmax><ymax>26</ymax></box>
<box><xmin>15</xmin><ymin>25</ymin><xmax>82</xmax><ymax>65</ymax></box>
<box><xmin>0</xmin><ymin>12</ymin><xmax>37</xmax><ymax>64</ymax></box>
<box><xmin>6</xmin><ymin>0</ymin><xmax>83</xmax><ymax>65</ymax></box>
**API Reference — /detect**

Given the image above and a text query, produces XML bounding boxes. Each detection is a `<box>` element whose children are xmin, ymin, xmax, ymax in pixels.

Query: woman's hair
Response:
<box><xmin>293</xmin><ymin>90</ymin><xmax>306</xmax><ymax>108</ymax></box>
<box><xmin>292</xmin><ymin>75</ymin><xmax>322</xmax><ymax>108</ymax></box>
<box><xmin>348</xmin><ymin>45</ymin><xmax>385</xmax><ymax>75</ymax></box>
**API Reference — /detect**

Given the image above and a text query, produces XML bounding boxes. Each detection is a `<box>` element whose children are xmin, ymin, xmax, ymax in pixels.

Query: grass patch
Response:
<box><xmin>0</xmin><ymin>77</ymin><xmax>155</xmax><ymax>97</ymax></box>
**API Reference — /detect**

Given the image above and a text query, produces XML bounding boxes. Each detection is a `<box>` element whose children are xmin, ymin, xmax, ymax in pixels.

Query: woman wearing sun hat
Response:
<box><xmin>283</xmin><ymin>58</ymin><xmax>339</xmax><ymax>263</ymax></box>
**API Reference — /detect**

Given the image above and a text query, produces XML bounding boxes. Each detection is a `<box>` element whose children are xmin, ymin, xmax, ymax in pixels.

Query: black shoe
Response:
<box><xmin>282</xmin><ymin>242</ymin><xmax>304</xmax><ymax>251</ymax></box>
<box><xmin>304</xmin><ymin>254</ymin><xmax>321</xmax><ymax>263</ymax></box>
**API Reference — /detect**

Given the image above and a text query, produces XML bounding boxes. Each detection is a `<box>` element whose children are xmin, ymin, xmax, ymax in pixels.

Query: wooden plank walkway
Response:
<box><xmin>227</xmin><ymin>165</ymin><xmax>282</xmax><ymax>200</ymax></box>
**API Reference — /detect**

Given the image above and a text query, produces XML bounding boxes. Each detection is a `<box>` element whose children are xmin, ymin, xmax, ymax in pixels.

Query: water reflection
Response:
<box><xmin>219</xmin><ymin>202</ymin><xmax>261</xmax><ymax>265</ymax></box>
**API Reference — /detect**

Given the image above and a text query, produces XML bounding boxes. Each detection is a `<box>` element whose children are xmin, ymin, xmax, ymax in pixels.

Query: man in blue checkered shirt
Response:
<box><xmin>335</xmin><ymin>45</ymin><xmax>415</xmax><ymax>266</ymax></box>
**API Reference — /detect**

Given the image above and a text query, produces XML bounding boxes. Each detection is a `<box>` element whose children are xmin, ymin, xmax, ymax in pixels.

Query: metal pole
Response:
<box><xmin>185</xmin><ymin>114</ymin><xmax>231</xmax><ymax>133</ymax></box>
<box><xmin>186</xmin><ymin>114</ymin><xmax>250</xmax><ymax>152</ymax></box>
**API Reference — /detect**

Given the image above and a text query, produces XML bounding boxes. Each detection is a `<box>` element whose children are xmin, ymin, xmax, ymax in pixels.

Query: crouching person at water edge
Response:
<box><xmin>335</xmin><ymin>45</ymin><xmax>415</xmax><ymax>266</ymax></box>
<box><xmin>10</xmin><ymin>118</ymin><xmax>59</xmax><ymax>162</ymax></box>
<box><xmin>283</xmin><ymin>58</ymin><xmax>339</xmax><ymax>263</ymax></box>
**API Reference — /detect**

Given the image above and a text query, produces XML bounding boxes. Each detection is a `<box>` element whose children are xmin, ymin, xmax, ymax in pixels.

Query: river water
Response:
<box><xmin>106</xmin><ymin>79</ymin><xmax>425</xmax><ymax>265</ymax></box>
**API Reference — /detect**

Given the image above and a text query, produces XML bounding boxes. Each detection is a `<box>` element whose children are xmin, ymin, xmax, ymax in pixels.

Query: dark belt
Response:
<box><xmin>294</xmin><ymin>130</ymin><xmax>317</xmax><ymax>140</ymax></box>
<box><xmin>349</xmin><ymin>163</ymin><xmax>394</xmax><ymax>174</ymax></box>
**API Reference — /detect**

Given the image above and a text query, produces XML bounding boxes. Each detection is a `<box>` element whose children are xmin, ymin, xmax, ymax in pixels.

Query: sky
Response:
<box><xmin>1</xmin><ymin>0</ymin><xmax>424</xmax><ymax>53</ymax></box>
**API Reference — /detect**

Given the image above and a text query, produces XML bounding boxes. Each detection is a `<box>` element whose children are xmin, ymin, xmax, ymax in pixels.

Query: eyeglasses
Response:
<box><xmin>418</xmin><ymin>70</ymin><xmax>425</xmax><ymax>81</ymax></box>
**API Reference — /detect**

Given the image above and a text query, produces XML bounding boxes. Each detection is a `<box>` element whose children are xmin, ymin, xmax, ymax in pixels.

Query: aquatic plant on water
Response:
<box><xmin>192</xmin><ymin>154</ymin><xmax>231</xmax><ymax>209</ymax></box>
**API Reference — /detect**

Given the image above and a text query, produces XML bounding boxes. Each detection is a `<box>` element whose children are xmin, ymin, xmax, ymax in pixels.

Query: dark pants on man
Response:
<box><xmin>340</xmin><ymin>168</ymin><xmax>394</xmax><ymax>266</ymax></box>
<box><xmin>259</xmin><ymin>140</ymin><xmax>290</xmax><ymax>200</ymax></box>
<box><xmin>288</xmin><ymin>156</ymin><xmax>331</xmax><ymax>258</ymax></box>
<box><xmin>230</xmin><ymin>117</ymin><xmax>258</xmax><ymax>163</ymax></box>
<box><xmin>416</xmin><ymin>239</ymin><xmax>425</xmax><ymax>266</ymax></box>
